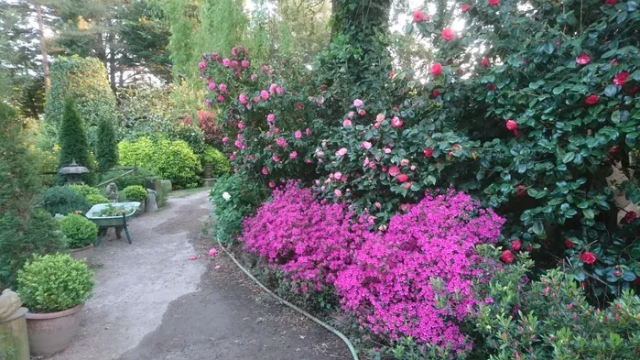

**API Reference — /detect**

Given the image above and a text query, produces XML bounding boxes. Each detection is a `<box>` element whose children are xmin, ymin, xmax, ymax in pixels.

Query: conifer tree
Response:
<box><xmin>57</xmin><ymin>99</ymin><xmax>95</xmax><ymax>184</ymax></box>
<box><xmin>96</xmin><ymin>117</ymin><xmax>118</xmax><ymax>171</ymax></box>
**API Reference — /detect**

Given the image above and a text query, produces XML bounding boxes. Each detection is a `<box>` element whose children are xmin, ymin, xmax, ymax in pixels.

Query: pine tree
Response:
<box><xmin>57</xmin><ymin>99</ymin><xmax>95</xmax><ymax>184</ymax></box>
<box><xmin>96</xmin><ymin>117</ymin><xmax>118</xmax><ymax>171</ymax></box>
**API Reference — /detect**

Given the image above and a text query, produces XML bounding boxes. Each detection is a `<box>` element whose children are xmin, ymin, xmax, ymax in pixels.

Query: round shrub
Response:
<box><xmin>117</xmin><ymin>137</ymin><xmax>155</xmax><ymax>169</ymax></box>
<box><xmin>202</xmin><ymin>146</ymin><xmax>231</xmax><ymax>176</ymax></box>
<box><xmin>36</xmin><ymin>186</ymin><xmax>91</xmax><ymax>216</ymax></box>
<box><xmin>59</xmin><ymin>214</ymin><xmax>98</xmax><ymax>249</ymax></box>
<box><xmin>122</xmin><ymin>185</ymin><xmax>147</xmax><ymax>202</ymax></box>
<box><xmin>18</xmin><ymin>254</ymin><xmax>94</xmax><ymax>313</ymax></box>
<box><xmin>153</xmin><ymin>139</ymin><xmax>201</xmax><ymax>189</ymax></box>
<box><xmin>86</xmin><ymin>194</ymin><xmax>109</xmax><ymax>205</ymax></box>
<box><xmin>334</xmin><ymin>190</ymin><xmax>504</xmax><ymax>354</ymax></box>
<box><xmin>69</xmin><ymin>184</ymin><xmax>101</xmax><ymax>198</ymax></box>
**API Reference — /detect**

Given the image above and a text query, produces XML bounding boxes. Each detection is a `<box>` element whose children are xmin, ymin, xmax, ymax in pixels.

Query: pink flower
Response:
<box><xmin>334</xmin><ymin>171</ymin><xmax>342</xmax><ymax>180</ymax></box>
<box><xmin>222</xmin><ymin>136</ymin><xmax>229</xmax><ymax>143</ymax></box>
<box><xmin>276</xmin><ymin>87</ymin><xmax>284</xmax><ymax>95</ymax></box>
<box><xmin>276</xmin><ymin>137</ymin><xmax>288</xmax><ymax>147</ymax></box>
<box><xmin>358</xmin><ymin>109</ymin><xmax>367</xmax><ymax>116</ymax></box>
<box><xmin>353</xmin><ymin>99</ymin><xmax>364</xmax><ymax>108</ymax></box>
<box><xmin>576</xmin><ymin>53</ymin><xmax>590</xmax><ymax>65</ymax></box>
<box><xmin>267</xmin><ymin>113</ymin><xmax>276</xmax><ymax>122</ymax></box>
<box><xmin>581</xmin><ymin>252</ymin><xmax>597</xmax><ymax>264</ymax></box>
<box><xmin>260</xmin><ymin>90</ymin><xmax>270</xmax><ymax>100</ymax></box>
<box><xmin>430</xmin><ymin>62</ymin><xmax>444</xmax><ymax>76</ymax></box>
<box><xmin>306</xmin><ymin>128</ymin><xmax>311</xmax><ymax>135</ymax></box>
<box><xmin>269</xmin><ymin>83</ymin><xmax>278</xmax><ymax>94</ymax></box>
<box><xmin>413</xmin><ymin>9</ymin><xmax>426</xmax><ymax>23</ymax></box>
<box><xmin>294</xmin><ymin>130</ymin><xmax>302</xmax><ymax>139</ymax></box>
<box><xmin>347</xmin><ymin>111</ymin><xmax>355</xmax><ymax>119</ymax></box>
<box><xmin>218</xmin><ymin>83</ymin><xmax>227</xmax><ymax>92</ymax></box>
<box><xmin>400</xmin><ymin>158</ymin><xmax>409</xmax><ymax>166</ymax></box>
<box><xmin>262</xmin><ymin>167</ymin><xmax>269</xmax><ymax>175</ymax></box>
<box><xmin>241</xmin><ymin>59</ymin><xmax>250</xmax><ymax>68</ymax></box>
<box><xmin>217</xmin><ymin>95</ymin><xmax>225</xmax><ymax>102</ymax></box>
<box><xmin>230</xmin><ymin>60</ymin><xmax>239</xmax><ymax>69</ymax></box>
<box><xmin>396</xmin><ymin>174</ymin><xmax>409</xmax><ymax>183</ymax></box>
<box><xmin>189</xmin><ymin>255</ymin><xmax>198</xmax><ymax>260</ymax></box>
<box><xmin>361</xmin><ymin>141</ymin><xmax>372</xmax><ymax>150</ymax></box>
<box><xmin>343</xmin><ymin>119</ymin><xmax>352</xmax><ymax>127</ymax></box>
<box><xmin>198</xmin><ymin>61</ymin><xmax>207</xmax><ymax>69</ymax></box>
<box><xmin>389</xmin><ymin>165</ymin><xmax>400</xmax><ymax>177</ymax></box>
<box><xmin>290</xmin><ymin>151</ymin><xmax>297</xmax><ymax>159</ymax></box>
<box><xmin>251</xmin><ymin>74</ymin><xmax>258</xmax><ymax>81</ymax></box>
<box><xmin>500</xmin><ymin>250</ymin><xmax>514</xmax><ymax>264</ymax></box>
<box><xmin>441</xmin><ymin>27</ymin><xmax>455</xmax><ymax>41</ymax></box>
<box><xmin>222</xmin><ymin>58</ymin><xmax>231</xmax><ymax>66</ymax></box>
<box><xmin>208</xmin><ymin>248</ymin><xmax>217</xmax><ymax>256</ymax></box>
<box><xmin>384</xmin><ymin>148</ymin><xmax>392</xmax><ymax>154</ymax></box>
<box><xmin>334</xmin><ymin>189</ymin><xmax>342</xmax><ymax>197</ymax></box>
<box><xmin>461</xmin><ymin>3</ymin><xmax>471</xmax><ymax>12</ymax></box>
<box><xmin>272</xmin><ymin>154</ymin><xmax>280</xmax><ymax>162</ymax></box>
<box><xmin>238</xmin><ymin>122</ymin><xmax>245</xmax><ymax>129</ymax></box>
<box><xmin>424</xmin><ymin>148</ymin><xmax>434</xmax><ymax>157</ymax></box>
<box><xmin>391</xmin><ymin>117</ymin><xmax>403</xmax><ymax>128</ymax></box>
<box><xmin>238</xmin><ymin>93</ymin><xmax>248</xmax><ymax>104</ymax></box>
<box><xmin>488</xmin><ymin>0</ymin><xmax>500</xmax><ymax>5</ymax></box>
<box><xmin>614</xmin><ymin>71</ymin><xmax>630</xmax><ymax>86</ymax></box>
<box><xmin>511</xmin><ymin>239</ymin><xmax>522</xmax><ymax>252</ymax></box>
<box><xmin>506</xmin><ymin>119</ymin><xmax>518</xmax><ymax>131</ymax></box>
<box><xmin>336</xmin><ymin>148</ymin><xmax>348</xmax><ymax>157</ymax></box>
<box><xmin>269</xmin><ymin>181</ymin><xmax>276</xmax><ymax>188</ymax></box>
<box><xmin>480</xmin><ymin>57</ymin><xmax>490</xmax><ymax>67</ymax></box>
<box><xmin>585</xmin><ymin>94</ymin><xmax>599</xmax><ymax>105</ymax></box>
<box><xmin>208</xmin><ymin>81</ymin><xmax>216</xmax><ymax>90</ymax></box>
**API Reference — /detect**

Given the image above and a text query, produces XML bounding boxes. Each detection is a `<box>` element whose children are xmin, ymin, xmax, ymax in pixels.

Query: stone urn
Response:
<box><xmin>26</xmin><ymin>303</ymin><xmax>84</xmax><ymax>356</ymax></box>
<box><xmin>0</xmin><ymin>289</ymin><xmax>30</xmax><ymax>360</ymax></box>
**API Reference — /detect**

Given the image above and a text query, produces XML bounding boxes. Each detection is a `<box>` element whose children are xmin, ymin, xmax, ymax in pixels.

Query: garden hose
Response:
<box><xmin>215</xmin><ymin>237</ymin><xmax>360</xmax><ymax>360</ymax></box>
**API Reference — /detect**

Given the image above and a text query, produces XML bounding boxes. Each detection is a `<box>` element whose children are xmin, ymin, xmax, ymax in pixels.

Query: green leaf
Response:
<box><xmin>604</xmin><ymin>85</ymin><xmax>618</xmax><ymax>97</ymax></box>
<box><xmin>611</xmin><ymin>110</ymin><xmax>621</xmax><ymax>124</ymax></box>
<box><xmin>562</xmin><ymin>152</ymin><xmax>576</xmax><ymax>163</ymax></box>
<box><xmin>552</xmin><ymin>86</ymin><xmax>564</xmax><ymax>95</ymax></box>
<box><xmin>532</xmin><ymin>221</ymin><xmax>544</xmax><ymax>236</ymax></box>
<box><xmin>582</xmin><ymin>209</ymin><xmax>595</xmax><ymax>219</ymax></box>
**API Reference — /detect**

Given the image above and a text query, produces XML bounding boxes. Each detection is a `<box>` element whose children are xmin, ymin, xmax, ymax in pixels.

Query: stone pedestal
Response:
<box><xmin>203</xmin><ymin>178</ymin><xmax>216</xmax><ymax>187</ymax></box>
<box><xmin>0</xmin><ymin>307</ymin><xmax>29</xmax><ymax>360</ymax></box>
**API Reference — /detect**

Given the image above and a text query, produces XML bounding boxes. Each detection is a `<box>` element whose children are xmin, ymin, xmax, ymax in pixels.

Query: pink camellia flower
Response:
<box><xmin>261</xmin><ymin>65</ymin><xmax>269</xmax><ymax>73</ymax></box>
<box><xmin>229</xmin><ymin>154</ymin><xmax>235</xmax><ymax>161</ymax></box>
<box><xmin>336</xmin><ymin>148</ymin><xmax>348</xmax><ymax>157</ymax></box>
<box><xmin>511</xmin><ymin>239</ymin><xmax>522</xmax><ymax>252</ymax></box>
<box><xmin>276</xmin><ymin>137</ymin><xmax>287</xmax><ymax>147</ymax></box>
<box><xmin>576</xmin><ymin>53</ymin><xmax>590</xmax><ymax>65</ymax></box>
<box><xmin>391</xmin><ymin>116</ymin><xmax>403</xmax><ymax>128</ymax></box>
<box><xmin>198</xmin><ymin>61</ymin><xmax>207</xmax><ymax>69</ymax></box>
<box><xmin>397</xmin><ymin>174</ymin><xmax>409</xmax><ymax>183</ymax></box>
<box><xmin>269</xmin><ymin>83</ymin><xmax>278</xmax><ymax>94</ymax></box>
<box><xmin>241</xmin><ymin>60</ymin><xmax>250</xmax><ymax>68</ymax></box>
<box><xmin>430</xmin><ymin>62</ymin><xmax>444</xmax><ymax>76</ymax></box>
<box><xmin>189</xmin><ymin>255</ymin><xmax>198</xmax><ymax>260</ymax></box>
<box><xmin>480</xmin><ymin>57</ymin><xmax>490</xmax><ymax>67</ymax></box>
<box><xmin>384</xmin><ymin>148</ymin><xmax>392</xmax><ymax>154</ymax></box>
<box><xmin>262</xmin><ymin>167</ymin><xmax>269</xmax><ymax>175</ymax></box>
<box><xmin>217</xmin><ymin>95</ymin><xmax>225</xmax><ymax>102</ymax></box>
<box><xmin>218</xmin><ymin>83</ymin><xmax>227</xmax><ymax>92</ymax></box>
<box><xmin>267</xmin><ymin>113</ymin><xmax>276</xmax><ymax>122</ymax></box>
<box><xmin>413</xmin><ymin>9</ymin><xmax>426</xmax><ymax>23</ymax></box>
<box><xmin>343</xmin><ymin>119</ymin><xmax>352</xmax><ymax>127</ymax></box>
<box><xmin>334</xmin><ymin>171</ymin><xmax>342</xmax><ymax>180</ymax></box>
<box><xmin>506</xmin><ymin>119</ymin><xmax>518</xmax><ymax>131</ymax></box>
<box><xmin>400</xmin><ymin>159</ymin><xmax>409</xmax><ymax>166</ymax></box>
<box><xmin>347</xmin><ymin>111</ymin><xmax>355</xmax><ymax>119</ymax></box>
<box><xmin>294</xmin><ymin>130</ymin><xmax>302</xmax><ymax>139</ymax></box>
<box><xmin>253</xmin><ymin>96</ymin><xmax>260</xmax><ymax>103</ymax></box>
<box><xmin>488</xmin><ymin>0</ymin><xmax>500</xmax><ymax>5</ymax></box>
<box><xmin>424</xmin><ymin>148</ymin><xmax>434</xmax><ymax>157</ymax></box>
<box><xmin>260</xmin><ymin>90</ymin><xmax>270</xmax><ymax>100</ymax></box>
<box><xmin>461</xmin><ymin>3</ymin><xmax>471</xmax><ymax>12</ymax></box>
<box><xmin>234</xmin><ymin>140</ymin><xmax>243</xmax><ymax>148</ymax></box>
<box><xmin>230</xmin><ymin>60</ymin><xmax>239</xmax><ymax>69</ymax></box>
<box><xmin>389</xmin><ymin>165</ymin><xmax>400</xmax><ymax>177</ymax></box>
<box><xmin>238</xmin><ymin>122</ymin><xmax>245</xmax><ymax>129</ymax></box>
<box><xmin>231</xmin><ymin>47</ymin><xmax>238</xmax><ymax>56</ymax></box>
<box><xmin>269</xmin><ymin>181</ymin><xmax>276</xmax><ymax>188</ymax></box>
<box><xmin>290</xmin><ymin>151</ymin><xmax>297</xmax><ymax>159</ymax></box>
<box><xmin>585</xmin><ymin>94</ymin><xmax>599</xmax><ymax>105</ymax></box>
<box><xmin>222</xmin><ymin>136</ymin><xmax>229</xmax><ymax>143</ymax></box>
<box><xmin>276</xmin><ymin>87</ymin><xmax>284</xmax><ymax>95</ymax></box>
<box><xmin>251</xmin><ymin>74</ymin><xmax>258</xmax><ymax>81</ymax></box>
<box><xmin>410</xmin><ymin>165</ymin><xmax>416</xmax><ymax>171</ymax></box>
<box><xmin>272</xmin><ymin>154</ymin><xmax>280</xmax><ymax>162</ymax></box>
<box><xmin>222</xmin><ymin>58</ymin><xmax>231</xmax><ymax>66</ymax></box>
<box><xmin>358</xmin><ymin>109</ymin><xmax>367</xmax><ymax>116</ymax></box>
<box><xmin>306</xmin><ymin>128</ymin><xmax>311</xmax><ymax>135</ymax></box>
<box><xmin>208</xmin><ymin>81</ymin><xmax>216</xmax><ymax>90</ymax></box>
<box><xmin>239</xmin><ymin>93</ymin><xmax>248</xmax><ymax>105</ymax></box>
<box><xmin>389</xmin><ymin>71</ymin><xmax>395</xmax><ymax>78</ymax></box>
<box><xmin>500</xmin><ymin>250</ymin><xmax>514</xmax><ymax>264</ymax></box>
<box><xmin>614</xmin><ymin>71</ymin><xmax>630</xmax><ymax>86</ymax></box>
<box><xmin>208</xmin><ymin>248</ymin><xmax>217</xmax><ymax>256</ymax></box>
<box><xmin>305</xmin><ymin>159</ymin><xmax>313</xmax><ymax>164</ymax></box>
<box><xmin>441</xmin><ymin>27</ymin><xmax>455</xmax><ymax>41</ymax></box>
<box><xmin>353</xmin><ymin>99</ymin><xmax>364</xmax><ymax>108</ymax></box>
<box><xmin>334</xmin><ymin>189</ymin><xmax>342</xmax><ymax>197</ymax></box>
<box><xmin>361</xmin><ymin>141</ymin><xmax>372</xmax><ymax>150</ymax></box>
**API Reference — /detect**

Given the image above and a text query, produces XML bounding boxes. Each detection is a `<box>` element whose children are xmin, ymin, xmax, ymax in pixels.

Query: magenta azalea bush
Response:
<box><xmin>335</xmin><ymin>190</ymin><xmax>504</xmax><ymax>354</ymax></box>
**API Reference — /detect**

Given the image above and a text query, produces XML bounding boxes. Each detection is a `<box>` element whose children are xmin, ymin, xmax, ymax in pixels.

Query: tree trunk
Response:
<box><xmin>35</xmin><ymin>2</ymin><xmax>50</xmax><ymax>92</ymax></box>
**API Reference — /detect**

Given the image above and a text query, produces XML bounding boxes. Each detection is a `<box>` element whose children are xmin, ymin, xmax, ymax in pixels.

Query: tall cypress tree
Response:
<box><xmin>58</xmin><ymin>99</ymin><xmax>95</xmax><ymax>184</ymax></box>
<box><xmin>96</xmin><ymin>117</ymin><xmax>118</xmax><ymax>171</ymax></box>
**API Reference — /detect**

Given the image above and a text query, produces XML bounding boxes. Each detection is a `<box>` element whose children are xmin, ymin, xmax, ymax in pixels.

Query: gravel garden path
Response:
<box><xmin>45</xmin><ymin>190</ymin><xmax>348</xmax><ymax>360</ymax></box>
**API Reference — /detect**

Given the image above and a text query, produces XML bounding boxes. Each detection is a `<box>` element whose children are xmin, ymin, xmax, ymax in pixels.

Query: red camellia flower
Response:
<box><xmin>505</xmin><ymin>119</ymin><xmax>518</xmax><ymax>131</ymax></box>
<box><xmin>397</xmin><ymin>174</ymin><xmax>409</xmax><ymax>183</ymax></box>
<box><xmin>488</xmin><ymin>0</ymin><xmax>500</xmax><ymax>5</ymax></box>
<box><xmin>432</xmin><ymin>89</ymin><xmax>441</xmax><ymax>97</ymax></box>
<box><xmin>614</xmin><ymin>71</ymin><xmax>630</xmax><ymax>86</ymax></box>
<box><xmin>511</xmin><ymin>239</ymin><xmax>522</xmax><ymax>252</ymax></box>
<box><xmin>516</xmin><ymin>184</ymin><xmax>528</xmax><ymax>197</ymax></box>
<box><xmin>500</xmin><ymin>250</ymin><xmax>515</xmax><ymax>264</ymax></box>
<box><xmin>461</xmin><ymin>3</ymin><xmax>471</xmax><ymax>12</ymax></box>
<box><xmin>486</xmin><ymin>83</ymin><xmax>497</xmax><ymax>91</ymax></box>
<box><xmin>430</xmin><ymin>62</ymin><xmax>444</xmax><ymax>76</ymax></box>
<box><xmin>625</xmin><ymin>85</ymin><xmax>638</xmax><ymax>94</ymax></box>
<box><xmin>606</xmin><ymin>0</ymin><xmax>617</xmax><ymax>5</ymax></box>
<box><xmin>423</xmin><ymin>148</ymin><xmax>434</xmax><ymax>157</ymax></box>
<box><xmin>389</xmin><ymin>71</ymin><xmax>395</xmax><ymax>79</ymax></box>
<box><xmin>565</xmin><ymin>238</ymin><xmax>574</xmax><ymax>248</ymax></box>
<box><xmin>480</xmin><ymin>57</ymin><xmax>490</xmax><ymax>67</ymax></box>
<box><xmin>624</xmin><ymin>211</ymin><xmax>637</xmax><ymax>223</ymax></box>
<box><xmin>609</xmin><ymin>145</ymin><xmax>619</xmax><ymax>154</ymax></box>
<box><xmin>576</xmin><ymin>53</ymin><xmax>590</xmax><ymax>65</ymax></box>
<box><xmin>585</xmin><ymin>94</ymin><xmax>599</xmax><ymax>105</ymax></box>
<box><xmin>581</xmin><ymin>251</ymin><xmax>597</xmax><ymax>264</ymax></box>
<box><xmin>441</xmin><ymin>27</ymin><xmax>455</xmax><ymax>41</ymax></box>
<box><xmin>413</xmin><ymin>9</ymin><xmax>426</xmax><ymax>23</ymax></box>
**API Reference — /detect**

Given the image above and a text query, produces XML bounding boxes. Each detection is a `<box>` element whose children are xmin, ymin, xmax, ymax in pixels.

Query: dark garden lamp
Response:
<box><xmin>58</xmin><ymin>160</ymin><xmax>90</xmax><ymax>184</ymax></box>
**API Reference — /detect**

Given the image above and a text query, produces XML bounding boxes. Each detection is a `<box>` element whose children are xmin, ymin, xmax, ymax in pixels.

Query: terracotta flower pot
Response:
<box><xmin>69</xmin><ymin>243</ymin><xmax>94</xmax><ymax>264</ymax></box>
<box><xmin>25</xmin><ymin>303</ymin><xmax>84</xmax><ymax>356</ymax></box>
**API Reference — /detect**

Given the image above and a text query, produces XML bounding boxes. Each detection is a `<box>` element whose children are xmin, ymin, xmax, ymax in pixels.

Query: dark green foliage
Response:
<box><xmin>59</xmin><ymin>214</ymin><xmax>98</xmax><ymax>249</ymax></box>
<box><xmin>57</xmin><ymin>99</ymin><xmax>95</xmax><ymax>184</ymax></box>
<box><xmin>99</xmin><ymin>166</ymin><xmax>157</xmax><ymax>190</ymax></box>
<box><xmin>202</xmin><ymin>146</ymin><xmax>231</xmax><ymax>176</ymax></box>
<box><xmin>96</xmin><ymin>117</ymin><xmax>118</xmax><ymax>171</ymax></box>
<box><xmin>122</xmin><ymin>185</ymin><xmax>148</xmax><ymax>202</ymax></box>
<box><xmin>0</xmin><ymin>209</ymin><xmax>66</xmax><ymax>290</ymax></box>
<box><xmin>35</xmin><ymin>186</ymin><xmax>91</xmax><ymax>217</ymax></box>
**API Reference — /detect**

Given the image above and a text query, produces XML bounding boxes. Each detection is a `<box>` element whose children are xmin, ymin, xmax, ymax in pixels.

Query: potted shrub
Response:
<box><xmin>59</xmin><ymin>214</ymin><xmax>98</xmax><ymax>263</ymax></box>
<box><xmin>122</xmin><ymin>185</ymin><xmax>148</xmax><ymax>214</ymax></box>
<box><xmin>18</xmin><ymin>254</ymin><xmax>94</xmax><ymax>356</ymax></box>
